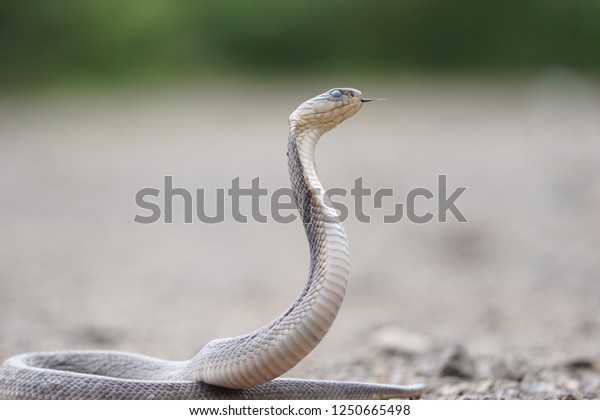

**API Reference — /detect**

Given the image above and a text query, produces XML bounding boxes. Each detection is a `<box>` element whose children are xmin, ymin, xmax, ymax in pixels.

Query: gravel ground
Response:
<box><xmin>1</xmin><ymin>78</ymin><xmax>599</xmax><ymax>399</ymax></box>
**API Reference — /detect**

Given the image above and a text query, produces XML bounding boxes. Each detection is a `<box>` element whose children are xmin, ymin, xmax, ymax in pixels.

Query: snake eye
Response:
<box><xmin>330</xmin><ymin>89</ymin><xmax>343</xmax><ymax>99</ymax></box>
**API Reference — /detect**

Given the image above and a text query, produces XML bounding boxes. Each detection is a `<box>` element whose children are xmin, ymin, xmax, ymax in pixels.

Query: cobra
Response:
<box><xmin>0</xmin><ymin>88</ymin><xmax>426</xmax><ymax>399</ymax></box>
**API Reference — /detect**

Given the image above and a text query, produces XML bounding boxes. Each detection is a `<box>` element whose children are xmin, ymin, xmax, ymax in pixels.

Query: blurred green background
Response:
<box><xmin>2</xmin><ymin>0</ymin><xmax>599</xmax><ymax>88</ymax></box>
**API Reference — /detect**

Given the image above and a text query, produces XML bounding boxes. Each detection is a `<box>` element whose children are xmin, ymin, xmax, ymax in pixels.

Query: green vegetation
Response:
<box><xmin>1</xmin><ymin>0</ymin><xmax>599</xmax><ymax>87</ymax></box>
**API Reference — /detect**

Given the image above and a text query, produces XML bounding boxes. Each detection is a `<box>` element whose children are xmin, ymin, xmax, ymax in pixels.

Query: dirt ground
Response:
<box><xmin>1</xmin><ymin>78</ymin><xmax>599</xmax><ymax>399</ymax></box>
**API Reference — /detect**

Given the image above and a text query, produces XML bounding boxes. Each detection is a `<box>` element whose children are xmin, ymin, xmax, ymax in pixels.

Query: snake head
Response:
<box><xmin>289</xmin><ymin>88</ymin><xmax>369</xmax><ymax>134</ymax></box>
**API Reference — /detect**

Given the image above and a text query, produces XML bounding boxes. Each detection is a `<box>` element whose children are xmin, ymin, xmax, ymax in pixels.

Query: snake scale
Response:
<box><xmin>0</xmin><ymin>88</ymin><xmax>426</xmax><ymax>399</ymax></box>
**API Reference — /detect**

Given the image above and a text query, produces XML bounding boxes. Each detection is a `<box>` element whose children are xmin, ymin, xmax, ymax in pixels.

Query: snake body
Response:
<box><xmin>0</xmin><ymin>88</ymin><xmax>425</xmax><ymax>399</ymax></box>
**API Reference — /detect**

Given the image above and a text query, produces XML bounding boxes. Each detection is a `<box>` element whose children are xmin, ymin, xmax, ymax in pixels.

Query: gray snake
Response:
<box><xmin>0</xmin><ymin>88</ymin><xmax>425</xmax><ymax>400</ymax></box>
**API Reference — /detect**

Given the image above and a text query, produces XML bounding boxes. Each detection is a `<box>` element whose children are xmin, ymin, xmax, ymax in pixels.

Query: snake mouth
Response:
<box><xmin>361</xmin><ymin>98</ymin><xmax>385</xmax><ymax>103</ymax></box>
<box><xmin>306</xmin><ymin>101</ymin><xmax>359</xmax><ymax>117</ymax></box>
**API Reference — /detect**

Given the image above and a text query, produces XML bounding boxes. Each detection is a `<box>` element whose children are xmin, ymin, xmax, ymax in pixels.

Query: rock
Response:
<box><xmin>439</xmin><ymin>344</ymin><xmax>478</xmax><ymax>379</ymax></box>
<box><xmin>364</xmin><ymin>326</ymin><xmax>433</xmax><ymax>357</ymax></box>
<box><xmin>565</xmin><ymin>358</ymin><xmax>596</xmax><ymax>370</ymax></box>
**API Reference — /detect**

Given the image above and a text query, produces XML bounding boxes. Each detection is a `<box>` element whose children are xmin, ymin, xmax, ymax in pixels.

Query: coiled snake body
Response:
<box><xmin>0</xmin><ymin>88</ymin><xmax>425</xmax><ymax>399</ymax></box>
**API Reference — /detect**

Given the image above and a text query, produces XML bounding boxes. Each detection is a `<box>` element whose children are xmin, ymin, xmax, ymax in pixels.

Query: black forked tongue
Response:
<box><xmin>361</xmin><ymin>98</ymin><xmax>386</xmax><ymax>103</ymax></box>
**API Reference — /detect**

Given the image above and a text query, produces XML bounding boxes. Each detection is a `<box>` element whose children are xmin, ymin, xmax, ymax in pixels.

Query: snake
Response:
<box><xmin>0</xmin><ymin>88</ymin><xmax>426</xmax><ymax>400</ymax></box>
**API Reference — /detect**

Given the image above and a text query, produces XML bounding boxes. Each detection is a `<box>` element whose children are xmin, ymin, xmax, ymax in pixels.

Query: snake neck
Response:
<box><xmin>287</xmin><ymin>125</ymin><xmax>350</xmax><ymax>322</ymax></box>
<box><xmin>183</xmin><ymin>124</ymin><xmax>350</xmax><ymax>389</ymax></box>
<box><xmin>288</xmin><ymin>125</ymin><xmax>341</xmax><ymax>226</ymax></box>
